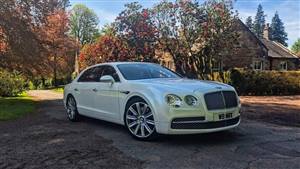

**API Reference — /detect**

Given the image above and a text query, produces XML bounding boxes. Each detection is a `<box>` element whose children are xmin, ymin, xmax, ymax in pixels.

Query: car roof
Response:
<box><xmin>77</xmin><ymin>62</ymin><xmax>159</xmax><ymax>81</ymax></box>
<box><xmin>81</xmin><ymin>62</ymin><xmax>161</xmax><ymax>75</ymax></box>
<box><xmin>92</xmin><ymin>61</ymin><xmax>157</xmax><ymax>67</ymax></box>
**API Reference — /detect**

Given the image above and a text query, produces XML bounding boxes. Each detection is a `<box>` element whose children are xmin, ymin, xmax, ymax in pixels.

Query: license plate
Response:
<box><xmin>219</xmin><ymin>113</ymin><xmax>232</xmax><ymax>120</ymax></box>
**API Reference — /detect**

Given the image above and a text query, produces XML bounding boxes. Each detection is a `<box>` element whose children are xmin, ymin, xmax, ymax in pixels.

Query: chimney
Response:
<box><xmin>263</xmin><ymin>23</ymin><xmax>270</xmax><ymax>40</ymax></box>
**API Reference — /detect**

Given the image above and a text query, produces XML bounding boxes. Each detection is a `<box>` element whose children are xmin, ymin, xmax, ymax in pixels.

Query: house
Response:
<box><xmin>158</xmin><ymin>19</ymin><xmax>299</xmax><ymax>71</ymax></box>
<box><xmin>261</xmin><ymin>24</ymin><xmax>299</xmax><ymax>70</ymax></box>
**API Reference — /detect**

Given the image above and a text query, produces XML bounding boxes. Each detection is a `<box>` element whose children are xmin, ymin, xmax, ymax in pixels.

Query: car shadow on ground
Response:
<box><xmin>38</xmin><ymin>99</ymin><xmax>243</xmax><ymax>146</ymax></box>
<box><xmin>160</xmin><ymin>130</ymin><xmax>244</xmax><ymax>144</ymax></box>
<box><xmin>78</xmin><ymin>114</ymin><xmax>244</xmax><ymax>145</ymax></box>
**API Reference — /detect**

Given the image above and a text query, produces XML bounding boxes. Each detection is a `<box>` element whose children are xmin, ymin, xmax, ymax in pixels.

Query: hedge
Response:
<box><xmin>1</xmin><ymin>67</ymin><xmax>299</xmax><ymax>96</ymax></box>
<box><xmin>230</xmin><ymin>69</ymin><xmax>300</xmax><ymax>96</ymax></box>
<box><xmin>0</xmin><ymin>69</ymin><xmax>25</xmax><ymax>97</ymax></box>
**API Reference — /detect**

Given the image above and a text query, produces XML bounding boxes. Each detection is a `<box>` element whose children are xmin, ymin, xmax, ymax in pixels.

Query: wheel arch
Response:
<box><xmin>121</xmin><ymin>92</ymin><xmax>158</xmax><ymax>125</ymax></box>
<box><xmin>124</xmin><ymin>96</ymin><xmax>144</xmax><ymax>111</ymax></box>
<box><xmin>64</xmin><ymin>93</ymin><xmax>75</xmax><ymax>108</ymax></box>
<box><xmin>66</xmin><ymin>93</ymin><xmax>74</xmax><ymax>99</ymax></box>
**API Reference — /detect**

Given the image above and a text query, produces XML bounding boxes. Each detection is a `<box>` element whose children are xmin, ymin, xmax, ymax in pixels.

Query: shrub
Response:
<box><xmin>0</xmin><ymin>69</ymin><xmax>25</xmax><ymax>97</ymax></box>
<box><xmin>230</xmin><ymin>69</ymin><xmax>300</xmax><ymax>95</ymax></box>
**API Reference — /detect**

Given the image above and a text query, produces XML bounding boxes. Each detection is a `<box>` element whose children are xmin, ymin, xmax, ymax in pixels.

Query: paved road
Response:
<box><xmin>1</xmin><ymin>90</ymin><xmax>300</xmax><ymax>169</ymax></box>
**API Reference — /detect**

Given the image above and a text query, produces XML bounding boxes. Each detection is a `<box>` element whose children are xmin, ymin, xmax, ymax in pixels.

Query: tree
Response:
<box><xmin>245</xmin><ymin>16</ymin><xmax>253</xmax><ymax>32</ymax></box>
<box><xmin>114</xmin><ymin>2</ymin><xmax>158</xmax><ymax>62</ymax></box>
<box><xmin>70</xmin><ymin>4</ymin><xmax>99</xmax><ymax>45</ymax></box>
<box><xmin>100</xmin><ymin>24</ymin><xmax>116</xmax><ymax>36</ymax></box>
<box><xmin>40</xmin><ymin>10</ymin><xmax>77</xmax><ymax>86</ymax></box>
<box><xmin>152</xmin><ymin>0</ymin><xmax>202</xmax><ymax>77</ymax></box>
<box><xmin>0</xmin><ymin>0</ymin><xmax>70</xmax><ymax>78</ymax></box>
<box><xmin>79</xmin><ymin>35</ymin><xmax>131</xmax><ymax>69</ymax></box>
<box><xmin>253</xmin><ymin>4</ymin><xmax>265</xmax><ymax>38</ymax></box>
<box><xmin>270</xmin><ymin>12</ymin><xmax>288</xmax><ymax>46</ymax></box>
<box><xmin>291</xmin><ymin>38</ymin><xmax>300</xmax><ymax>56</ymax></box>
<box><xmin>152</xmin><ymin>0</ymin><xmax>238</xmax><ymax>79</ymax></box>
<box><xmin>70</xmin><ymin>4</ymin><xmax>99</xmax><ymax>74</ymax></box>
<box><xmin>80</xmin><ymin>2</ymin><xmax>159</xmax><ymax>69</ymax></box>
<box><xmin>0</xmin><ymin>28</ymin><xmax>8</xmax><ymax>58</ymax></box>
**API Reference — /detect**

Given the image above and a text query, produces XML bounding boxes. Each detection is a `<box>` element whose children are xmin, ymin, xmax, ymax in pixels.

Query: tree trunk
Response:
<box><xmin>74</xmin><ymin>33</ymin><xmax>80</xmax><ymax>75</ymax></box>
<box><xmin>41</xmin><ymin>76</ymin><xmax>45</xmax><ymax>88</ymax></box>
<box><xmin>74</xmin><ymin>50</ymin><xmax>79</xmax><ymax>75</ymax></box>
<box><xmin>53</xmin><ymin>54</ymin><xmax>57</xmax><ymax>87</ymax></box>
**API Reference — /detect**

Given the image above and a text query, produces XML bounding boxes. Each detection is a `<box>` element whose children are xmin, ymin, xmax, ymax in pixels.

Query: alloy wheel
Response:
<box><xmin>67</xmin><ymin>97</ymin><xmax>77</xmax><ymax>120</ymax></box>
<box><xmin>125</xmin><ymin>102</ymin><xmax>155</xmax><ymax>138</ymax></box>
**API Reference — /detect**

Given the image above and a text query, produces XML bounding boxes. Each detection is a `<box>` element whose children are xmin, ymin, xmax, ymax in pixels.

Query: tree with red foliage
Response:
<box><xmin>39</xmin><ymin>10</ymin><xmax>77</xmax><ymax>86</ymax></box>
<box><xmin>114</xmin><ymin>2</ymin><xmax>158</xmax><ymax>62</ymax></box>
<box><xmin>79</xmin><ymin>34</ymin><xmax>132</xmax><ymax>69</ymax></box>
<box><xmin>0</xmin><ymin>0</ymin><xmax>70</xmax><ymax>78</ymax></box>
<box><xmin>80</xmin><ymin>2</ymin><xmax>159</xmax><ymax>70</ymax></box>
<box><xmin>0</xmin><ymin>28</ymin><xmax>8</xmax><ymax>56</ymax></box>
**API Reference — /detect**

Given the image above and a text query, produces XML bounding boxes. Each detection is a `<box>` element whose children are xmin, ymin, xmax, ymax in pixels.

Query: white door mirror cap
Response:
<box><xmin>100</xmin><ymin>75</ymin><xmax>115</xmax><ymax>83</ymax></box>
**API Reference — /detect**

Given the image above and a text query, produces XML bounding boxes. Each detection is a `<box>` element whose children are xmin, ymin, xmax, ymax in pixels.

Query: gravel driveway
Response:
<box><xmin>0</xmin><ymin>90</ymin><xmax>300</xmax><ymax>169</ymax></box>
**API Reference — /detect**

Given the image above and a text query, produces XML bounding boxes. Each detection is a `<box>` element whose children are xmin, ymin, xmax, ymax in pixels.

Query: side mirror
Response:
<box><xmin>99</xmin><ymin>75</ymin><xmax>115</xmax><ymax>84</ymax></box>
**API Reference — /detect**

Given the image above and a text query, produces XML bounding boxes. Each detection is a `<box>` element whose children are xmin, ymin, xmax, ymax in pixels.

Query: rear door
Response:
<box><xmin>74</xmin><ymin>67</ymin><xmax>98</xmax><ymax>116</ymax></box>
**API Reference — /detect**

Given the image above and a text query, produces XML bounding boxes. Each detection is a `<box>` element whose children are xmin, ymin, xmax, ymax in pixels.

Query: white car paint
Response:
<box><xmin>63</xmin><ymin>62</ymin><xmax>241</xmax><ymax>135</ymax></box>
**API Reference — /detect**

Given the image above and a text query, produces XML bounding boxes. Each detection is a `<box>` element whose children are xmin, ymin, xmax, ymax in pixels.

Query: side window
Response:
<box><xmin>101</xmin><ymin>66</ymin><xmax>120</xmax><ymax>82</ymax></box>
<box><xmin>78</xmin><ymin>67</ymin><xmax>97</xmax><ymax>82</ymax></box>
<box><xmin>93</xmin><ymin>66</ymin><xmax>104</xmax><ymax>82</ymax></box>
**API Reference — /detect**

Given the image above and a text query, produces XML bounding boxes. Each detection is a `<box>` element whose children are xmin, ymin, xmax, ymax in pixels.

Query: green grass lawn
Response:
<box><xmin>0</xmin><ymin>92</ymin><xmax>36</xmax><ymax>121</ymax></box>
<box><xmin>51</xmin><ymin>87</ymin><xmax>64</xmax><ymax>93</ymax></box>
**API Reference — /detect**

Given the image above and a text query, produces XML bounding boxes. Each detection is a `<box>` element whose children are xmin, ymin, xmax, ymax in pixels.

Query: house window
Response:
<box><xmin>253</xmin><ymin>61</ymin><xmax>263</xmax><ymax>70</ymax></box>
<box><xmin>280</xmin><ymin>61</ymin><xmax>287</xmax><ymax>70</ymax></box>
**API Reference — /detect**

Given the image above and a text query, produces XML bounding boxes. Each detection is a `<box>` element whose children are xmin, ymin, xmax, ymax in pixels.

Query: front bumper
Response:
<box><xmin>156</xmin><ymin>116</ymin><xmax>240</xmax><ymax>134</ymax></box>
<box><xmin>150</xmin><ymin>89</ymin><xmax>242</xmax><ymax>135</ymax></box>
<box><xmin>171</xmin><ymin>116</ymin><xmax>240</xmax><ymax>129</ymax></box>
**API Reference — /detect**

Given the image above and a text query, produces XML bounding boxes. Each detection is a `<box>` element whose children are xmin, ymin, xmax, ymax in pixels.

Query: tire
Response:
<box><xmin>124</xmin><ymin>97</ymin><xmax>159</xmax><ymax>141</ymax></box>
<box><xmin>66</xmin><ymin>95</ymin><xmax>81</xmax><ymax>122</ymax></box>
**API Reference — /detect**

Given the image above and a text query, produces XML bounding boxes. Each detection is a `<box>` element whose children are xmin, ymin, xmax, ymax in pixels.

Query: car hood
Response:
<box><xmin>135</xmin><ymin>78</ymin><xmax>234</xmax><ymax>93</ymax></box>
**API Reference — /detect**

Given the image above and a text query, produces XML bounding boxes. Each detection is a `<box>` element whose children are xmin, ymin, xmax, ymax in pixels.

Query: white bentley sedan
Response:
<box><xmin>63</xmin><ymin>62</ymin><xmax>241</xmax><ymax>140</ymax></box>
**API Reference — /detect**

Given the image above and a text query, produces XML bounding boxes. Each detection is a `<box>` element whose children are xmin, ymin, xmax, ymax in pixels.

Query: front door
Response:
<box><xmin>93</xmin><ymin>65</ymin><xmax>120</xmax><ymax>120</ymax></box>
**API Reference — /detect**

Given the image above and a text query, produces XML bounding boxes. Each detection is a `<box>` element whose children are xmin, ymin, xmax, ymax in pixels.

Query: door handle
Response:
<box><xmin>74</xmin><ymin>88</ymin><xmax>78</xmax><ymax>91</ymax></box>
<box><xmin>92</xmin><ymin>88</ymin><xmax>98</xmax><ymax>92</ymax></box>
<box><xmin>120</xmin><ymin>91</ymin><xmax>130</xmax><ymax>94</ymax></box>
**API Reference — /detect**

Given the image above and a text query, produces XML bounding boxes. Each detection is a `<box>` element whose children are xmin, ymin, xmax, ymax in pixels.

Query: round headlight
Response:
<box><xmin>184</xmin><ymin>95</ymin><xmax>198</xmax><ymax>106</ymax></box>
<box><xmin>165</xmin><ymin>94</ymin><xmax>182</xmax><ymax>107</ymax></box>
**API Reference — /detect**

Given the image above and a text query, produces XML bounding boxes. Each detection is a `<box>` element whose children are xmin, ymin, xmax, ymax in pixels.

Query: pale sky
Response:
<box><xmin>69</xmin><ymin>0</ymin><xmax>300</xmax><ymax>47</ymax></box>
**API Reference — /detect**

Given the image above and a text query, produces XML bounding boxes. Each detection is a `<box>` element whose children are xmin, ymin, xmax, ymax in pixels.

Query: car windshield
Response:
<box><xmin>117</xmin><ymin>63</ymin><xmax>181</xmax><ymax>80</ymax></box>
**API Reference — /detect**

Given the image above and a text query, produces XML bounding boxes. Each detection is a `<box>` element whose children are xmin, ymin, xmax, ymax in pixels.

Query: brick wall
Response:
<box><xmin>222</xmin><ymin>20</ymin><xmax>269</xmax><ymax>70</ymax></box>
<box><xmin>270</xmin><ymin>58</ymin><xmax>299</xmax><ymax>70</ymax></box>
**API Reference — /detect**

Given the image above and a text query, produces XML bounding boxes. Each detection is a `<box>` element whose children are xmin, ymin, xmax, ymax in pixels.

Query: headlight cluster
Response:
<box><xmin>165</xmin><ymin>94</ymin><xmax>182</xmax><ymax>107</ymax></box>
<box><xmin>165</xmin><ymin>94</ymin><xmax>198</xmax><ymax>107</ymax></box>
<box><xmin>184</xmin><ymin>95</ymin><xmax>198</xmax><ymax>106</ymax></box>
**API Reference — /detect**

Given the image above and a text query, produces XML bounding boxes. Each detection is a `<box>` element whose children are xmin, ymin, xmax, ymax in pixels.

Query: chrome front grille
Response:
<box><xmin>204</xmin><ymin>91</ymin><xmax>238</xmax><ymax>110</ymax></box>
